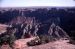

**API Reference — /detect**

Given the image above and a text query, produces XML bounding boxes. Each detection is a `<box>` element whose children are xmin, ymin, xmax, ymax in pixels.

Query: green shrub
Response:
<box><xmin>27</xmin><ymin>37</ymin><xmax>41</xmax><ymax>46</ymax></box>
<box><xmin>39</xmin><ymin>34</ymin><xmax>54</xmax><ymax>44</ymax></box>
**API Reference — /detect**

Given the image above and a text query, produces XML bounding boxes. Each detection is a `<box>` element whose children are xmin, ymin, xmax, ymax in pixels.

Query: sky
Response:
<box><xmin>0</xmin><ymin>0</ymin><xmax>75</xmax><ymax>7</ymax></box>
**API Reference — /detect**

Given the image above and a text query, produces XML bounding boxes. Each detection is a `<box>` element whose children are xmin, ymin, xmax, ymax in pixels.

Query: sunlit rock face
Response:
<box><xmin>48</xmin><ymin>23</ymin><xmax>69</xmax><ymax>39</ymax></box>
<box><xmin>0</xmin><ymin>24</ymin><xmax>9</xmax><ymax>34</ymax></box>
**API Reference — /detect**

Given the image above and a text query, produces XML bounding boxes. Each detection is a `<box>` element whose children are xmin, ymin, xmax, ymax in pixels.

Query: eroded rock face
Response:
<box><xmin>48</xmin><ymin>23</ymin><xmax>69</xmax><ymax>39</ymax></box>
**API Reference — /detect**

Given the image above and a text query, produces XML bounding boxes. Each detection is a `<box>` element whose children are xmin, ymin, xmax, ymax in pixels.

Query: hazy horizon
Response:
<box><xmin>0</xmin><ymin>0</ymin><xmax>75</xmax><ymax>7</ymax></box>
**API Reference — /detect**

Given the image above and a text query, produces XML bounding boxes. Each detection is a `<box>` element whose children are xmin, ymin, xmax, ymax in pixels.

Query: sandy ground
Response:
<box><xmin>1</xmin><ymin>38</ymin><xmax>75</xmax><ymax>49</ymax></box>
<box><xmin>13</xmin><ymin>37</ymin><xmax>36</xmax><ymax>49</ymax></box>
<box><xmin>32</xmin><ymin>39</ymin><xmax>75</xmax><ymax>49</ymax></box>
